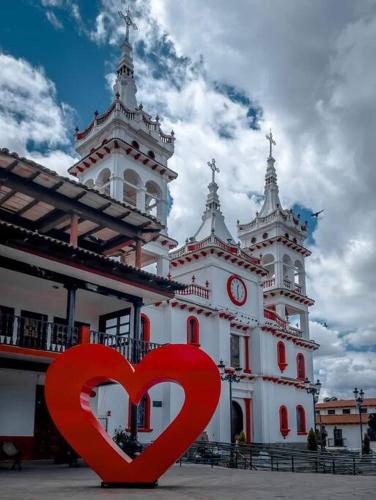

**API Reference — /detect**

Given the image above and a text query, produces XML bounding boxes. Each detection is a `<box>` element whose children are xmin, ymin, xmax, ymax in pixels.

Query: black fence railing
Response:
<box><xmin>89</xmin><ymin>331</ymin><xmax>162</xmax><ymax>362</ymax></box>
<box><xmin>0</xmin><ymin>313</ymin><xmax>162</xmax><ymax>362</ymax></box>
<box><xmin>178</xmin><ymin>441</ymin><xmax>376</xmax><ymax>476</ymax></box>
<box><xmin>0</xmin><ymin>314</ymin><xmax>78</xmax><ymax>352</ymax></box>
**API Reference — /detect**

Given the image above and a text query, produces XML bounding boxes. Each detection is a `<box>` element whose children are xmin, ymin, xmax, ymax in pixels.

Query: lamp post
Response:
<box><xmin>217</xmin><ymin>360</ymin><xmax>242</xmax><ymax>443</ymax></box>
<box><xmin>353</xmin><ymin>387</ymin><xmax>365</xmax><ymax>453</ymax></box>
<box><xmin>304</xmin><ymin>378</ymin><xmax>322</xmax><ymax>430</ymax></box>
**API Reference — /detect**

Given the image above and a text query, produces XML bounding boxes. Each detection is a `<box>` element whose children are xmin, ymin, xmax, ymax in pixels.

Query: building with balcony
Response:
<box><xmin>0</xmin><ymin>148</ymin><xmax>183</xmax><ymax>459</ymax></box>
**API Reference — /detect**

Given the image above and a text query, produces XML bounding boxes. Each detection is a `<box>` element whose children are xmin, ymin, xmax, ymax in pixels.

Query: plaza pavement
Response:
<box><xmin>0</xmin><ymin>462</ymin><xmax>375</xmax><ymax>499</ymax></box>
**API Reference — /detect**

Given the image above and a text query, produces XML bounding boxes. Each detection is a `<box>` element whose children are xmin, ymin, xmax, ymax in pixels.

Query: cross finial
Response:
<box><xmin>265</xmin><ymin>128</ymin><xmax>276</xmax><ymax>158</ymax></box>
<box><xmin>118</xmin><ymin>3</ymin><xmax>138</xmax><ymax>43</ymax></box>
<box><xmin>207</xmin><ymin>158</ymin><xmax>220</xmax><ymax>183</ymax></box>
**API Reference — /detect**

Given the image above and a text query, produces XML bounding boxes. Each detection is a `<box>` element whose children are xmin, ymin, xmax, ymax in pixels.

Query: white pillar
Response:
<box><xmin>156</xmin><ymin>256</ymin><xmax>170</xmax><ymax>277</ymax></box>
<box><xmin>137</xmin><ymin>186</ymin><xmax>146</xmax><ymax>212</ymax></box>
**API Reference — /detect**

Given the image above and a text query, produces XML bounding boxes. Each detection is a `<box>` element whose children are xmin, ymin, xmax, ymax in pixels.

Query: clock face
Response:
<box><xmin>227</xmin><ymin>275</ymin><xmax>248</xmax><ymax>306</ymax></box>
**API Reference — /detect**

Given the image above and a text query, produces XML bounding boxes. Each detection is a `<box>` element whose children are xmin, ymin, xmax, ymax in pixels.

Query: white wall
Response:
<box><xmin>0</xmin><ymin>369</ymin><xmax>44</xmax><ymax>436</ymax></box>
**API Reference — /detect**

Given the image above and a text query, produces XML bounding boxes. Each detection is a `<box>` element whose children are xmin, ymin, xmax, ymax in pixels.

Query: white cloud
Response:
<box><xmin>46</xmin><ymin>11</ymin><xmax>63</xmax><ymax>30</ymax></box>
<box><xmin>0</xmin><ymin>53</ymin><xmax>77</xmax><ymax>174</ymax></box>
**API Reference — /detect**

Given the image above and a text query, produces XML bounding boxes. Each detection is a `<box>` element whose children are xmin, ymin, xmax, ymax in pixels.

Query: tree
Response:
<box><xmin>307</xmin><ymin>427</ymin><xmax>318</xmax><ymax>451</ymax></box>
<box><xmin>362</xmin><ymin>433</ymin><xmax>371</xmax><ymax>455</ymax></box>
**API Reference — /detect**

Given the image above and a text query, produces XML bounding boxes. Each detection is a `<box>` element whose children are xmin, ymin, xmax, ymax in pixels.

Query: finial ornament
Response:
<box><xmin>118</xmin><ymin>4</ymin><xmax>138</xmax><ymax>43</ymax></box>
<box><xmin>265</xmin><ymin>128</ymin><xmax>276</xmax><ymax>158</ymax></box>
<box><xmin>207</xmin><ymin>158</ymin><xmax>220</xmax><ymax>184</ymax></box>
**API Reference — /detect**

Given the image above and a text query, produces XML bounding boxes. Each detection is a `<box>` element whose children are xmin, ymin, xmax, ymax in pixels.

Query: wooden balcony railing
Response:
<box><xmin>0</xmin><ymin>314</ymin><xmax>162</xmax><ymax>362</ymax></box>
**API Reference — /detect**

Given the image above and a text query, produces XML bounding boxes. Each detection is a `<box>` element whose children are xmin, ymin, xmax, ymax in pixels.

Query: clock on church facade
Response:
<box><xmin>227</xmin><ymin>275</ymin><xmax>248</xmax><ymax>306</ymax></box>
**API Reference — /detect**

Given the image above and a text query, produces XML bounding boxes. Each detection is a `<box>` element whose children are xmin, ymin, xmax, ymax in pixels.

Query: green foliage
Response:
<box><xmin>307</xmin><ymin>427</ymin><xmax>318</xmax><ymax>451</ymax></box>
<box><xmin>237</xmin><ymin>430</ymin><xmax>247</xmax><ymax>444</ymax></box>
<box><xmin>362</xmin><ymin>433</ymin><xmax>371</xmax><ymax>455</ymax></box>
<box><xmin>113</xmin><ymin>426</ymin><xmax>132</xmax><ymax>450</ymax></box>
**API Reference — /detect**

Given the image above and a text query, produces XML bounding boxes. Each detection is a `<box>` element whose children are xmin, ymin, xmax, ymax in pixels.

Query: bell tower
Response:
<box><xmin>68</xmin><ymin>7</ymin><xmax>177</xmax><ymax>275</ymax></box>
<box><xmin>238</xmin><ymin>131</ymin><xmax>314</xmax><ymax>339</ymax></box>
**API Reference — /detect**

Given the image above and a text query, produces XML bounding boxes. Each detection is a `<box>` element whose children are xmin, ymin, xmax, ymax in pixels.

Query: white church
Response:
<box><xmin>71</xmin><ymin>19</ymin><xmax>319</xmax><ymax>445</ymax></box>
<box><xmin>0</xmin><ymin>11</ymin><xmax>319</xmax><ymax>456</ymax></box>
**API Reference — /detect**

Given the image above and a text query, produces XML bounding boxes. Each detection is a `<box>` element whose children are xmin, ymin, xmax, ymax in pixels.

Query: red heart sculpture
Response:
<box><xmin>45</xmin><ymin>343</ymin><xmax>220</xmax><ymax>485</ymax></box>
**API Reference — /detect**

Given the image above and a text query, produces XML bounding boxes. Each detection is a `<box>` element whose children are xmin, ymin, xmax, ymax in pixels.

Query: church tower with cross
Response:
<box><xmin>68</xmin><ymin>7</ymin><xmax>177</xmax><ymax>275</ymax></box>
<box><xmin>238</xmin><ymin>131</ymin><xmax>314</xmax><ymax>339</ymax></box>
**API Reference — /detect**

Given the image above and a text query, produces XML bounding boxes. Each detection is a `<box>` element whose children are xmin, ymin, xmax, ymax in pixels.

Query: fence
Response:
<box><xmin>178</xmin><ymin>441</ymin><xmax>376</xmax><ymax>476</ymax></box>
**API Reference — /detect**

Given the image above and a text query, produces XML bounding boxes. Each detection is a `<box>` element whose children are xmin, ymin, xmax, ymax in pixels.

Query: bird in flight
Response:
<box><xmin>311</xmin><ymin>209</ymin><xmax>324</xmax><ymax>218</ymax></box>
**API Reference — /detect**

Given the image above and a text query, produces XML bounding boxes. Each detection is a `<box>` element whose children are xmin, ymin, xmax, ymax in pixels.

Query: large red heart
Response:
<box><xmin>45</xmin><ymin>343</ymin><xmax>220</xmax><ymax>485</ymax></box>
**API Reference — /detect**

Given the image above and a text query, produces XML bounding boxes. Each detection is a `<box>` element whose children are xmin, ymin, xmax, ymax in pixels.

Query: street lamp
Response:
<box><xmin>304</xmin><ymin>378</ymin><xmax>322</xmax><ymax>430</ymax></box>
<box><xmin>218</xmin><ymin>360</ymin><xmax>242</xmax><ymax>443</ymax></box>
<box><xmin>353</xmin><ymin>387</ymin><xmax>365</xmax><ymax>452</ymax></box>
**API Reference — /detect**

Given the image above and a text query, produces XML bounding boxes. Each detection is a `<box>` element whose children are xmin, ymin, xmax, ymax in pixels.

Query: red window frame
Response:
<box><xmin>127</xmin><ymin>393</ymin><xmax>152</xmax><ymax>433</ymax></box>
<box><xmin>277</xmin><ymin>341</ymin><xmax>287</xmax><ymax>372</ymax></box>
<box><xmin>186</xmin><ymin>316</ymin><xmax>199</xmax><ymax>345</ymax></box>
<box><xmin>141</xmin><ymin>313</ymin><xmax>150</xmax><ymax>343</ymax></box>
<box><xmin>296</xmin><ymin>405</ymin><xmax>307</xmax><ymax>435</ymax></box>
<box><xmin>296</xmin><ymin>353</ymin><xmax>306</xmax><ymax>380</ymax></box>
<box><xmin>279</xmin><ymin>405</ymin><xmax>290</xmax><ymax>438</ymax></box>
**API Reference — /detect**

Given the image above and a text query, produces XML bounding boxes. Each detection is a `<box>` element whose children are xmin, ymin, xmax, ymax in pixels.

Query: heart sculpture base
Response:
<box><xmin>101</xmin><ymin>481</ymin><xmax>158</xmax><ymax>489</ymax></box>
<box><xmin>45</xmin><ymin>343</ymin><xmax>221</xmax><ymax>486</ymax></box>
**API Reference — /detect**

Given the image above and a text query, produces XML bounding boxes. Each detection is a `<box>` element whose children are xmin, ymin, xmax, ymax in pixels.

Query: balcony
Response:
<box><xmin>263</xmin><ymin>309</ymin><xmax>303</xmax><ymax>338</ymax></box>
<box><xmin>0</xmin><ymin>314</ymin><xmax>161</xmax><ymax>362</ymax></box>
<box><xmin>175</xmin><ymin>282</ymin><xmax>210</xmax><ymax>300</ymax></box>
<box><xmin>263</xmin><ymin>277</ymin><xmax>303</xmax><ymax>295</ymax></box>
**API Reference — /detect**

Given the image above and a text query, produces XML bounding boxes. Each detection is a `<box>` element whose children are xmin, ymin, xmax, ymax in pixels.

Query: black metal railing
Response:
<box><xmin>178</xmin><ymin>441</ymin><xmax>376</xmax><ymax>476</ymax></box>
<box><xmin>0</xmin><ymin>313</ymin><xmax>78</xmax><ymax>352</ymax></box>
<box><xmin>89</xmin><ymin>330</ymin><xmax>162</xmax><ymax>362</ymax></box>
<box><xmin>0</xmin><ymin>313</ymin><xmax>163</xmax><ymax>362</ymax></box>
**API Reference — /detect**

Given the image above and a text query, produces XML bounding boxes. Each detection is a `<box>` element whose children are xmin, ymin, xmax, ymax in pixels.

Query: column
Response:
<box><xmin>65</xmin><ymin>284</ymin><xmax>77</xmax><ymax>346</ymax></box>
<box><xmin>244</xmin><ymin>398</ymin><xmax>252</xmax><ymax>444</ymax></box>
<box><xmin>276</xmin><ymin>303</ymin><xmax>286</xmax><ymax>319</ymax></box>
<box><xmin>130</xmin><ymin>300</ymin><xmax>143</xmax><ymax>442</ymax></box>
<box><xmin>69</xmin><ymin>214</ymin><xmax>79</xmax><ymax>247</ymax></box>
<box><xmin>137</xmin><ymin>186</ymin><xmax>146</xmax><ymax>212</ymax></box>
<box><xmin>244</xmin><ymin>336</ymin><xmax>251</xmax><ymax>373</ymax></box>
<box><xmin>111</xmin><ymin>153</ymin><xmax>125</xmax><ymax>202</ymax></box>
<box><xmin>157</xmin><ymin>255</ymin><xmax>170</xmax><ymax>277</ymax></box>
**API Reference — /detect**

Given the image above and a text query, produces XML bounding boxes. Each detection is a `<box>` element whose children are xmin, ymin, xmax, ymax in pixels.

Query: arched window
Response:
<box><xmin>296</xmin><ymin>353</ymin><xmax>306</xmax><ymax>380</ymax></box>
<box><xmin>187</xmin><ymin>316</ymin><xmax>199</xmax><ymax>345</ymax></box>
<box><xmin>84</xmin><ymin>179</ymin><xmax>94</xmax><ymax>189</ymax></box>
<box><xmin>283</xmin><ymin>254</ymin><xmax>293</xmax><ymax>287</ymax></box>
<box><xmin>127</xmin><ymin>393</ymin><xmax>152</xmax><ymax>432</ymax></box>
<box><xmin>145</xmin><ymin>180</ymin><xmax>161</xmax><ymax>219</ymax></box>
<box><xmin>131</xmin><ymin>140</ymin><xmax>140</xmax><ymax>149</ymax></box>
<box><xmin>123</xmin><ymin>169</ymin><xmax>141</xmax><ymax>206</ymax></box>
<box><xmin>279</xmin><ymin>405</ymin><xmax>290</xmax><ymax>438</ymax></box>
<box><xmin>140</xmin><ymin>313</ymin><xmax>150</xmax><ymax>343</ymax></box>
<box><xmin>96</xmin><ymin>168</ymin><xmax>111</xmax><ymax>196</ymax></box>
<box><xmin>296</xmin><ymin>405</ymin><xmax>306</xmax><ymax>434</ymax></box>
<box><xmin>277</xmin><ymin>341</ymin><xmax>287</xmax><ymax>372</ymax></box>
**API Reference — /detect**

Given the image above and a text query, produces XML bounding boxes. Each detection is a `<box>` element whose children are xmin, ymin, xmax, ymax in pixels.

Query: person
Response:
<box><xmin>320</xmin><ymin>426</ymin><xmax>328</xmax><ymax>451</ymax></box>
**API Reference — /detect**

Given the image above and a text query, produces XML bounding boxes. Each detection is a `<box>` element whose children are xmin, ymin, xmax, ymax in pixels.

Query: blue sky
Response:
<box><xmin>1</xmin><ymin>0</ymin><xmax>111</xmax><ymax>128</ymax></box>
<box><xmin>0</xmin><ymin>0</ymin><xmax>375</xmax><ymax>398</ymax></box>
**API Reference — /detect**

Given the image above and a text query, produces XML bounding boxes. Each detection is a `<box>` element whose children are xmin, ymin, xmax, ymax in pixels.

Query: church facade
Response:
<box><xmin>70</xmin><ymin>22</ymin><xmax>319</xmax><ymax>445</ymax></box>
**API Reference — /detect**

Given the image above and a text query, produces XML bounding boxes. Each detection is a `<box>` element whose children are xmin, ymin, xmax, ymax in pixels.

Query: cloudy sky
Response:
<box><xmin>1</xmin><ymin>0</ymin><xmax>375</xmax><ymax>399</ymax></box>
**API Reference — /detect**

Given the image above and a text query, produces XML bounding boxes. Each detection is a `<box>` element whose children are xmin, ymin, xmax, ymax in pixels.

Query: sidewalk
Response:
<box><xmin>1</xmin><ymin>462</ymin><xmax>374</xmax><ymax>499</ymax></box>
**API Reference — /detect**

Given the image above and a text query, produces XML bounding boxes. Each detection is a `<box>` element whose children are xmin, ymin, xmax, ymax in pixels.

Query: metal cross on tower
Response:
<box><xmin>118</xmin><ymin>5</ymin><xmax>138</xmax><ymax>42</ymax></box>
<box><xmin>207</xmin><ymin>158</ymin><xmax>220</xmax><ymax>184</ymax></box>
<box><xmin>265</xmin><ymin>129</ymin><xmax>276</xmax><ymax>158</ymax></box>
